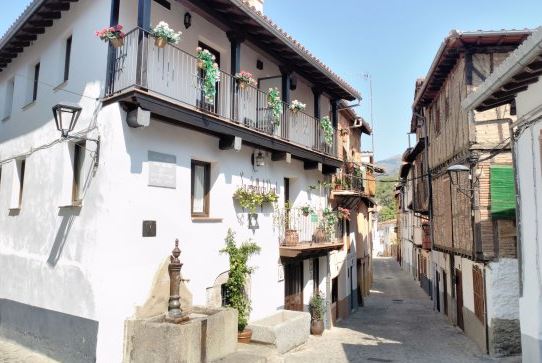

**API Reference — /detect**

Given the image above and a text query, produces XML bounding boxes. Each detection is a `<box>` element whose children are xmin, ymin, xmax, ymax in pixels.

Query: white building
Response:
<box><xmin>463</xmin><ymin>26</ymin><xmax>542</xmax><ymax>362</ymax></box>
<box><xmin>0</xmin><ymin>0</ymin><xmax>364</xmax><ymax>361</ymax></box>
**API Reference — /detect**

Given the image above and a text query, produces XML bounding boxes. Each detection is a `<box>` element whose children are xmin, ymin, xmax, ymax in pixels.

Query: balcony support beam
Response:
<box><xmin>304</xmin><ymin>161</ymin><xmax>322</xmax><ymax>172</ymax></box>
<box><xmin>219</xmin><ymin>135</ymin><xmax>242</xmax><ymax>151</ymax></box>
<box><xmin>279</xmin><ymin>66</ymin><xmax>292</xmax><ymax>104</ymax></box>
<box><xmin>271</xmin><ymin>152</ymin><xmax>291</xmax><ymax>163</ymax></box>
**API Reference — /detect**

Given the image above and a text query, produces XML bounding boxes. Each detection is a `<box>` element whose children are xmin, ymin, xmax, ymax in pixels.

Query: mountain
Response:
<box><xmin>376</xmin><ymin>154</ymin><xmax>402</xmax><ymax>177</ymax></box>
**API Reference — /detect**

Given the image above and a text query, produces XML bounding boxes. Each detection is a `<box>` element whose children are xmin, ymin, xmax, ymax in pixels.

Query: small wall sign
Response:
<box><xmin>148</xmin><ymin>151</ymin><xmax>176</xmax><ymax>189</ymax></box>
<box><xmin>142</xmin><ymin>220</ymin><xmax>157</xmax><ymax>237</ymax></box>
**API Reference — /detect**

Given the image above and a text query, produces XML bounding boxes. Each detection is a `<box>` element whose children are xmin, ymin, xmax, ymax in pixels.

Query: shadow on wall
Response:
<box><xmin>47</xmin><ymin>207</ymin><xmax>81</xmax><ymax>267</ymax></box>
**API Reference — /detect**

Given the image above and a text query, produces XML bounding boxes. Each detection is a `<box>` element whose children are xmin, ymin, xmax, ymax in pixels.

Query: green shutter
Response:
<box><xmin>490</xmin><ymin>165</ymin><xmax>516</xmax><ymax>219</ymax></box>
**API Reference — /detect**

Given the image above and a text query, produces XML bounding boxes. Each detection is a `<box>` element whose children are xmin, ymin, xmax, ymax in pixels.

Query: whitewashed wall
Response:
<box><xmin>513</xmin><ymin>81</ymin><xmax>542</xmax><ymax>360</ymax></box>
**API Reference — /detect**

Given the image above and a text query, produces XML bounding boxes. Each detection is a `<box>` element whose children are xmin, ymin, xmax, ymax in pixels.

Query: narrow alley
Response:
<box><xmin>282</xmin><ymin>257</ymin><xmax>520</xmax><ymax>363</ymax></box>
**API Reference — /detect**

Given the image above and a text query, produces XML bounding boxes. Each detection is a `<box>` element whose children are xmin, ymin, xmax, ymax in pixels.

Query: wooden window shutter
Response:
<box><xmin>490</xmin><ymin>165</ymin><xmax>516</xmax><ymax>219</ymax></box>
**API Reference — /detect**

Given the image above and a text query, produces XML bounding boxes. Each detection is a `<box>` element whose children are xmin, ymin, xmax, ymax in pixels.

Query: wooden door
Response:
<box><xmin>443</xmin><ymin>271</ymin><xmax>448</xmax><ymax>315</ymax></box>
<box><xmin>455</xmin><ymin>269</ymin><xmax>464</xmax><ymax>330</ymax></box>
<box><xmin>284</xmin><ymin>261</ymin><xmax>303</xmax><ymax>311</ymax></box>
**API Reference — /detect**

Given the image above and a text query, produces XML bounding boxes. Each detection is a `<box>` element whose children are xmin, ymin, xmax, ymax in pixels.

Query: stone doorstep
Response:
<box><xmin>212</xmin><ymin>342</ymin><xmax>283</xmax><ymax>363</ymax></box>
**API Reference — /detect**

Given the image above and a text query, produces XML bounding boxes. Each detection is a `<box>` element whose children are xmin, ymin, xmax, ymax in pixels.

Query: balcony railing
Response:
<box><xmin>275</xmin><ymin>208</ymin><xmax>342</xmax><ymax>247</ymax></box>
<box><xmin>333</xmin><ymin>171</ymin><xmax>364</xmax><ymax>193</ymax></box>
<box><xmin>106</xmin><ymin>28</ymin><xmax>337</xmax><ymax>156</ymax></box>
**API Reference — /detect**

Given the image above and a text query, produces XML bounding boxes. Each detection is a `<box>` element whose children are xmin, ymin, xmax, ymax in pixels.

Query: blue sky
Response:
<box><xmin>2</xmin><ymin>1</ymin><xmax>542</xmax><ymax>161</ymax></box>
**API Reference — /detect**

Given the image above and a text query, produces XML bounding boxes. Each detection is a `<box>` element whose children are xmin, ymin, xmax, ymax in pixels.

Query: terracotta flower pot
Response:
<box><xmin>284</xmin><ymin>229</ymin><xmax>299</xmax><ymax>246</ymax></box>
<box><xmin>311</xmin><ymin>319</ymin><xmax>324</xmax><ymax>336</ymax></box>
<box><xmin>238</xmin><ymin>328</ymin><xmax>252</xmax><ymax>343</ymax></box>
<box><xmin>312</xmin><ymin>228</ymin><xmax>326</xmax><ymax>243</ymax></box>
<box><xmin>110</xmin><ymin>37</ymin><xmax>124</xmax><ymax>49</ymax></box>
<box><xmin>238</xmin><ymin>80</ymin><xmax>248</xmax><ymax>90</ymax></box>
<box><xmin>197</xmin><ymin>59</ymin><xmax>204</xmax><ymax>69</ymax></box>
<box><xmin>155</xmin><ymin>37</ymin><xmax>168</xmax><ymax>48</ymax></box>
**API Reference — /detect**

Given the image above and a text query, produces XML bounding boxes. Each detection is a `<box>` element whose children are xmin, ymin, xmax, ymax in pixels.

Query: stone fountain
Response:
<box><xmin>123</xmin><ymin>240</ymin><xmax>237</xmax><ymax>363</ymax></box>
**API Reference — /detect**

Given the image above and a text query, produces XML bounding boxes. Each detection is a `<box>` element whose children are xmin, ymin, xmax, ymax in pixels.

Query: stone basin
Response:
<box><xmin>123</xmin><ymin>306</ymin><xmax>237</xmax><ymax>363</ymax></box>
<box><xmin>248</xmin><ymin>310</ymin><xmax>311</xmax><ymax>354</ymax></box>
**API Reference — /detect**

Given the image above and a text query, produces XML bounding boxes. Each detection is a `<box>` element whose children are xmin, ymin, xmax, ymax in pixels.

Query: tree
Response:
<box><xmin>376</xmin><ymin>176</ymin><xmax>398</xmax><ymax>222</ymax></box>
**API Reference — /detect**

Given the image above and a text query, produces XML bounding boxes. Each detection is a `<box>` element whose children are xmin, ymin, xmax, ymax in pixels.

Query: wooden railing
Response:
<box><xmin>106</xmin><ymin>28</ymin><xmax>337</xmax><ymax>156</ymax></box>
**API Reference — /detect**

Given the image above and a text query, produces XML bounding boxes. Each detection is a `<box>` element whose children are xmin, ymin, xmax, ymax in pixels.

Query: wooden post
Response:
<box><xmin>105</xmin><ymin>0</ymin><xmax>120</xmax><ymax>94</ymax></box>
<box><xmin>136</xmin><ymin>0</ymin><xmax>151</xmax><ymax>88</ymax></box>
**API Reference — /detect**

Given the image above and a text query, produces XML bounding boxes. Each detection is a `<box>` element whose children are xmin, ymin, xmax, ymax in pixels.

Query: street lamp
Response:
<box><xmin>52</xmin><ymin>103</ymin><xmax>100</xmax><ymax>169</ymax></box>
<box><xmin>52</xmin><ymin>103</ymin><xmax>82</xmax><ymax>138</ymax></box>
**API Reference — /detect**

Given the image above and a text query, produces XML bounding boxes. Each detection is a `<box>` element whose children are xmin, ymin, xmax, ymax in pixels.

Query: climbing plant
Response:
<box><xmin>321</xmin><ymin>116</ymin><xmax>334</xmax><ymax>146</ymax></box>
<box><xmin>220</xmin><ymin>229</ymin><xmax>261</xmax><ymax>332</ymax></box>
<box><xmin>196</xmin><ymin>47</ymin><xmax>220</xmax><ymax>103</ymax></box>
<box><xmin>267</xmin><ymin>87</ymin><xmax>283</xmax><ymax>127</ymax></box>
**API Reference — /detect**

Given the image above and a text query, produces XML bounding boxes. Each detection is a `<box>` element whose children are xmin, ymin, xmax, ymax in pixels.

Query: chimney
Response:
<box><xmin>246</xmin><ymin>0</ymin><xmax>264</xmax><ymax>12</ymax></box>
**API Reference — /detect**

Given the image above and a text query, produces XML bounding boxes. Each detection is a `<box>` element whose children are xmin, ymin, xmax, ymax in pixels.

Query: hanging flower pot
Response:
<box><xmin>151</xmin><ymin>21</ymin><xmax>182</xmax><ymax>49</ymax></box>
<box><xmin>110</xmin><ymin>37</ymin><xmax>124</xmax><ymax>49</ymax></box>
<box><xmin>155</xmin><ymin>36</ymin><xmax>168</xmax><ymax>48</ymax></box>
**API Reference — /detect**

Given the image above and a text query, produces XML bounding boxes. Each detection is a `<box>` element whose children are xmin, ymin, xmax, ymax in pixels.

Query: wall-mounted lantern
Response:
<box><xmin>446</xmin><ymin>164</ymin><xmax>477</xmax><ymax>198</ymax></box>
<box><xmin>184</xmin><ymin>12</ymin><xmax>192</xmax><ymax>29</ymax></box>
<box><xmin>52</xmin><ymin>103</ymin><xmax>100</xmax><ymax>169</ymax></box>
<box><xmin>248</xmin><ymin>213</ymin><xmax>259</xmax><ymax>230</ymax></box>
<box><xmin>252</xmin><ymin>150</ymin><xmax>265</xmax><ymax>171</ymax></box>
<box><xmin>52</xmin><ymin>103</ymin><xmax>82</xmax><ymax>138</ymax></box>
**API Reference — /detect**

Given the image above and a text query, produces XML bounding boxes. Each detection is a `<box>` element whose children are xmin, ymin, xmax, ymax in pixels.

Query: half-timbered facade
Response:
<box><xmin>410</xmin><ymin>29</ymin><xmax>530</xmax><ymax>356</ymax></box>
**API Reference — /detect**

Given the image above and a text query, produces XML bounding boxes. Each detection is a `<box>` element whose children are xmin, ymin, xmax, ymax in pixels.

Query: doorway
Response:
<box><xmin>284</xmin><ymin>261</ymin><xmax>303</xmax><ymax>311</ymax></box>
<box><xmin>455</xmin><ymin>269</ymin><xmax>464</xmax><ymax>330</ymax></box>
<box><xmin>435</xmin><ymin>271</ymin><xmax>441</xmax><ymax>312</ymax></box>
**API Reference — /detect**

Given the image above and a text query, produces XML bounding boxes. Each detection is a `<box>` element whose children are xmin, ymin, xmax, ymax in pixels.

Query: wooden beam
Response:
<box><xmin>219</xmin><ymin>135</ymin><xmax>242</xmax><ymax>151</ymax></box>
<box><xmin>304</xmin><ymin>161</ymin><xmax>322</xmax><ymax>171</ymax></box>
<box><xmin>38</xmin><ymin>11</ymin><xmax>62</xmax><ymax>19</ymax></box>
<box><xmin>44</xmin><ymin>3</ymin><xmax>71</xmax><ymax>11</ymax></box>
<box><xmin>322</xmin><ymin>165</ymin><xmax>337</xmax><ymax>175</ymax></box>
<box><xmin>271</xmin><ymin>152</ymin><xmax>291</xmax><ymax>163</ymax></box>
<box><xmin>28</xmin><ymin>20</ymin><xmax>53</xmax><ymax>28</ymax></box>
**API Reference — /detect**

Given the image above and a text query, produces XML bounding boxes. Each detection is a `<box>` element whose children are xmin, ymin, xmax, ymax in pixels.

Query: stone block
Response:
<box><xmin>248</xmin><ymin>310</ymin><xmax>310</xmax><ymax>354</ymax></box>
<box><xmin>123</xmin><ymin>306</ymin><xmax>237</xmax><ymax>363</ymax></box>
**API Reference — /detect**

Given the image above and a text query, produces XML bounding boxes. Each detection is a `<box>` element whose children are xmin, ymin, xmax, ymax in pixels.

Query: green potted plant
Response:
<box><xmin>301</xmin><ymin>204</ymin><xmax>314</xmax><ymax>217</ymax></box>
<box><xmin>151</xmin><ymin>21</ymin><xmax>182</xmax><ymax>48</ymax></box>
<box><xmin>309</xmin><ymin>291</ymin><xmax>325</xmax><ymax>335</ymax></box>
<box><xmin>320</xmin><ymin>116</ymin><xmax>334</xmax><ymax>146</ymax></box>
<box><xmin>220</xmin><ymin>229</ymin><xmax>261</xmax><ymax>343</ymax></box>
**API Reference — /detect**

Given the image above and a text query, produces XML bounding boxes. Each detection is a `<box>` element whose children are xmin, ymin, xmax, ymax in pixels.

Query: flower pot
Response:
<box><xmin>302</xmin><ymin>210</ymin><xmax>310</xmax><ymax>217</ymax></box>
<box><xmin>238</xmin><ymin>80</ymin><xmax>248</xmax><ymax>90</ymax></box>
<box><xmin>197</xmin><ymin>59</ymin><xmax>204</xmax><ymax>69</ymax></box>
<box><xmin>110</xmin><ymin>37</ymin><xmax>124</xmax><ymax>49</ymax></box>
<box><xmin>238</xmin><ymin>328</ymin><xmax>252</xmax><ymax>343</ymax></box>
<box><xmin>290</xmin><ymin>108</ymin><xmax>299</xmax><ymax>114</ymax></box>
<box><xmin>311</xmin><ymin>319</ymin><xmax>324</xmax><ymax>335</ymax></box>
<box><xmin>155</xmin><ymin>37</ymin><xmax>168</xmax><ymax>48</ymax></box>
<box><xmin>310</xmin><ymin>319</ymin><xmax>324</xmax><ymax>336</ymax></box>
<box><xmin>312</xmin><ymin>228</ymin><xmax>326</xmax><ymax>243</ymax></box>
<box><xmin>284</xmin><ymin>229</ymin><xmax>299</xmax><ymax>246</ymax></box>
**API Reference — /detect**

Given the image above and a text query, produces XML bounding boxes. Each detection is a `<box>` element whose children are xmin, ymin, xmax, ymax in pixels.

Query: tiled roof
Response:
<box><xmin>235</xmin><ymin>0</ymin><xmax>362</xmax><ymax>100</ymax></box>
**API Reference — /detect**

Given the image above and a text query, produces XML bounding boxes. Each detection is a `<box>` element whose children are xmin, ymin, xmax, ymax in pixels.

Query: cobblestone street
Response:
<box><xmin>282</xmin><ymin>257</ymin><xmax>521</xmax><ymax>363</ymax></box>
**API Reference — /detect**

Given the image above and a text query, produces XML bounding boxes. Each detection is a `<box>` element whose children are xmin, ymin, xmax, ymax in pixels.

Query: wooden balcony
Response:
<box><xmin>104</xmin><ymin>28</ymin><xmax>340</xmax><ymax>168</ymax></box>
<box><xmin>276</xmin><ymin>208</ymin><xmax>343</xmax><ymax>258</ymax></box>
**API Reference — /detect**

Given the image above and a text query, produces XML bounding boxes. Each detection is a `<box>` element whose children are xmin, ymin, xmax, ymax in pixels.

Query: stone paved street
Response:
<box><xmin>282</xmin><ymin>257</ymin><xmax>521</xmax><ymax>363</ymax></box>
<box><xmin>0</xmin><ymin>339</ymin><xmax>58</xmax><ymax>363</ymax></box>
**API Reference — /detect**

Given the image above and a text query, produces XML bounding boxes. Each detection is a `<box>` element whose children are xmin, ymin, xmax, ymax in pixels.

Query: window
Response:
<box><xmin>64</xmin><ymin>36</ymin><xmax>72</xmax><ymax>82</ymax></box>
<box><xmin>220</xmin><ymin>283</ymin><xmax>230</xmax><ymax>307</ymax></box>
<box><xmin>17</xmin><ymin>159</ymin><xmax>26</xmax><ymax>208</ymax></box>
<box><xmin>72</xmin><ymin>141</ymin><xmax>85</xmax><ymax>203</ymax></box>
<box><xmin>191</xmin><ymin>160</ymin><xmax>210</xmax><ymax>217</ymax></box>
<box><xmin>32</xmin><ymin>62</ymin><xmax>40</xmax><ymax>102</ymax></box>
<box><xmin>3</xmin><ymin>78</ymin><xmax>14</xmax><ymax>119</ymax></box>
<box><xmin>472</xmin><ymin>266</ymin><xmax>485</xmax><ymax>322</ymax></box>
